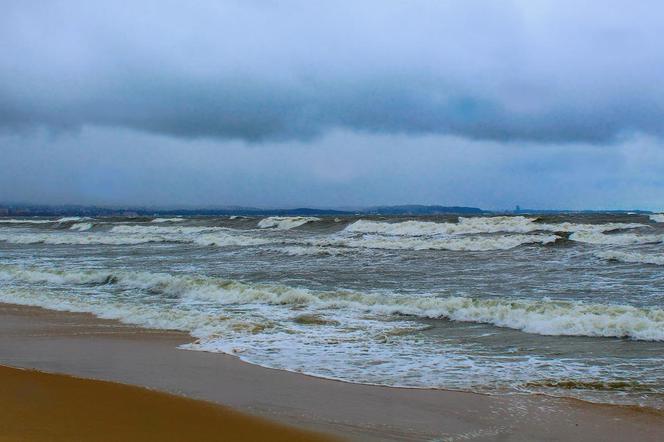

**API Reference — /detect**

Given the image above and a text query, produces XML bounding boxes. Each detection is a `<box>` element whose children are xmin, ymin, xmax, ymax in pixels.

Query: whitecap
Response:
<box><xmin>650</xmin><ymin>214</ymin><xmax>664</xmax><ymax>223</ymax></box>
<box><xmin>595</xmin><ymin>250</ymin><xmax>664</xmax><ymax>266</ymax></box>
<box><xmin>2</xmin><ymin>265</ymin><xmax>663</xmax><ymax>341</ymax></box>
<box><xmin>257</xmin><ymin>216</ymin><xmax>320</xmax><ymax>230</ymax></box>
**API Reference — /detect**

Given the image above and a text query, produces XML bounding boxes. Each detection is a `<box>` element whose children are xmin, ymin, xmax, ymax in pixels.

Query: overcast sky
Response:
<box><xmin>2</xmin><ymin>1</ymin><xmax>663</xmax><ymax>210</ymax></box>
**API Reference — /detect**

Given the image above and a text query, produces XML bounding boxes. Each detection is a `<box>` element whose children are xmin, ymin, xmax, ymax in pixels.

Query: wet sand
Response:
<box><xmin>0</xmin><ymin>365</ymin><xmax>334</xmax><ymax>442</ymax></box>
<box><xmin>1</xmin><ymin>303</ymin><xmax>663</xmax><ymax>441</ymax></box>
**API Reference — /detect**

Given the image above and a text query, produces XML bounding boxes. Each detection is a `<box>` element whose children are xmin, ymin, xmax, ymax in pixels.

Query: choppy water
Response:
<box><xmin>1</xmin><ymin>213</ymin><xmax>663</xmax><ymax>407</ymax></box>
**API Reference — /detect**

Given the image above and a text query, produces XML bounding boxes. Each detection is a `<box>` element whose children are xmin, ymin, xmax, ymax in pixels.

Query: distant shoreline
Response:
<box><xmin>0</xmin><ymin>203</ymin><xmax>655</xmax><ymax>218</ymax></box>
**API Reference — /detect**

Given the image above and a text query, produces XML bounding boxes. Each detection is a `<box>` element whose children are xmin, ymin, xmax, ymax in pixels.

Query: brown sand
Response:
<box><xmin>1</xmin><ymin>303</ymin><xmax>663</xmax><ymax>441</ymax></box>
<box><xmin>0</xmin><ymin>365</ymin><xmax>334</xmax><ymax>442</ymax></box>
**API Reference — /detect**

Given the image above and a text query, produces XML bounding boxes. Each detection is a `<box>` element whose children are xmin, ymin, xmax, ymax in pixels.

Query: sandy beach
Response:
<box><xmin>1</xmin><ymin>303</ymin><xmax>662</xmax><ymax>441</ymax></box>
<box><xmin>0</xmin><ymin>364</ymin><xmax>334</xmax><ymax>442</ymax></box>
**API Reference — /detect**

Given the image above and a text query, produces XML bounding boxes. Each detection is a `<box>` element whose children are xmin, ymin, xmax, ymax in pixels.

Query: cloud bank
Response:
<box><xmin>2</xmin><ymin>128</ymin><xmax>664</xmax><ymax>210</ymax></box>
<box><xmin>2</xmin><ymin>0</ymin><xmax>664</xmax><ymax>143</ymax></box>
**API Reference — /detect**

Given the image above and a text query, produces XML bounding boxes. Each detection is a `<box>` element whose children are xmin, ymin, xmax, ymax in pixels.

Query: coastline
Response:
<box><xmin>1</xmin><ymin>302</ymin><xmax>662</xmax><ymax>441</ymax></box>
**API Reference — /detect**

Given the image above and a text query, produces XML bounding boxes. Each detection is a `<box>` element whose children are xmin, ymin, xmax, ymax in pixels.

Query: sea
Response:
<box><xmin>1</xmin><ymin>213</ymin><xmax>663</xmax><ymax>408</ymax></box>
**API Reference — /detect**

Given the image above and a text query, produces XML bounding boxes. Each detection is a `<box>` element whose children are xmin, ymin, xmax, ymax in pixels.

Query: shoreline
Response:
<box><xmin>1</xmin><ymin>302</ymin><xmax>663</xmax><ymax>441</ymax></box>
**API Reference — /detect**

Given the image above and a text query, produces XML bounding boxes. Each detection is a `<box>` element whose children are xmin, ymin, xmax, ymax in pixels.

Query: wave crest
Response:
<box><xmin>2</xmin><ymin>265</ymin><xmax>663</xmax><ymax>341</ymax></box>
<box><xmin>595</xmin><ymin>250</ymin><xmax>664</xmax><ymax>266</ymax></box>
<box><xmin>151</xmin><ymin>217</ymin><xmax>185</xmax><ymax>223</ymax></box>
<box><xmin>343</xmin><ymin>217</ymin><xmax>645</xmax><ymax>237</ymax></box>
<box><xmin>314</xmin><ymin>233</ymin><xmax>559</xmax><ymax>251</ymax></box>
<box><xmin>257</xmin><ymin>216</ymin><xmax>320</xmax><ymax>230</ymax></box>
<box><xmin>650</xmin><ymin>214</ymin><xmax>664</xmax><ymax>223</ymax></box>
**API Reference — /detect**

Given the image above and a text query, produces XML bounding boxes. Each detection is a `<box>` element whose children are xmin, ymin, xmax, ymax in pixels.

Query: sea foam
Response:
<box><xmin>151</xmin><ymin>217</ymin><xmax>185</xmax><ymax>223</ymax></box>
<box><xmin>595</xmin><ymin>250</ymin><xmax>664</xmax><ymax>266</ymax></box>
<box><xmin>257</xmin><ymin>216</ymin><xmax>320</xmax><ymax>230</ymax></box>
<box><xmin>2</xmin><ymin>265</ymin><xmax>663</xmax><ymax>341</ymax></box>
<box><xmin>650</xmin><ymin>214</ymin><xmax>664</xmax><ymax>223</ymax></box>
<box><xmin>343</xmin><ymin>217</ymin><xmax>645</xmax><ymax>237</ymax></box>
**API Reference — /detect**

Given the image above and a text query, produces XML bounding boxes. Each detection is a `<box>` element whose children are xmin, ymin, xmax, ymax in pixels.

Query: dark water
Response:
<box><xmin>0</xmin><ymin>213</ymin><xmax>663</xmax><ymax>407</ymax></box>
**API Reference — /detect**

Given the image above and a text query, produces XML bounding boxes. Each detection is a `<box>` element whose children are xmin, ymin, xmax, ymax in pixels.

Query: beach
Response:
<box><xmin>0</xmin><ymin>364</ymin><xmax>333</xmax><ymax>442</ymax></box>
<box><xmin>1</xmin><ymin>302</ymin><xmax>663</xmax><ymax>441</ymax></box>
<box><xmin>4</xmin><ymin>0</ymin><xmax>664</xmax><ymax>438</ymax></box>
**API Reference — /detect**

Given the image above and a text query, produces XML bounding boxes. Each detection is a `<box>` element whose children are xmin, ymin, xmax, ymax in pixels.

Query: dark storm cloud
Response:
<box><xmin>1</xmin><ymin>0</ymin><xmax>664</xmax><ymax>143</ymax></box>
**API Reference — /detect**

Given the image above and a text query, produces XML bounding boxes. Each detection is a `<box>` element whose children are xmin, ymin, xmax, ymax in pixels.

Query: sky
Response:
<box><xmin>1</xmin><ymin>0</ymin><xmax>663</xmax><ymax>210</ymax></box>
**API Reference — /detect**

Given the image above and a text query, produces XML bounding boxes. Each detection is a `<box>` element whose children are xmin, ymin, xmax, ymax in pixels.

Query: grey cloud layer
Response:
<box><xmin>3</xmin><ymin>128</ymin><xmax>663</xmax><ymax>209</ymax></box>
<box><xmin>2</xmin><ymin>1</ymin><xmax>664</xmax><ymax>143</ymax></box>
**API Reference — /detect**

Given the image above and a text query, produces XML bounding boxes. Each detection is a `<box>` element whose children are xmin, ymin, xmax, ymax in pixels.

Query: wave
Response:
<box><xmin>0</xmin><ymin>230</ymin><xmax>271</xmax><ymax>247</ymax></box>
<box><xmin>257</xmin><ymin>216</ymin><xmax>320</xmax><ymax>230</ymax></box>
<box><xmin>193</xmin><ymin>232</ymin><xmax>274</xmax><ymax>247</ymax></box>
<box><xmin>314</xmin><ymin>233</ymin><xmax>560</xmax><ymax>251</ymax></box>
<box><xmin>343</xmin><ymin>217</ymin><xmax>645</xmax><ymax>237</ymax></box>
<box><xmin>0</xmin><ymin>216</ymin><xmax>91</xmax><ymax>225</ymax></box>
<box><xmin>0</xmin><ymin>219</ymin><xmax>53</xmax><ymax>224</ymax></box>
<box><xmin>595</xmin><ymin>250</ymin><xmax>664</xmax><ymax>266</ymax></box>
<box><xmin>1</xmin><ymin>214</ymin><xmax>655</xmax><ymax>252</ymax></box>
<box><xmin>0</xmin><ymin>232</ymin><xmax>172</xmax><ymax>245</ymax></box>
<box><xmin>69</xmin><ymin>222</ymin><xmax>93</xmax><ymax>231</ymax></box>
<box><xmin>0</xmin><ymin>225</ymin><xmax>559</xmax><ymax>251</ymax></box>
<box><xmin>650</xmin><ymin>214</ymin><xmax>664</xmax><ymax>223</ymax></box>
<box><xmin>270</xmin><ymin>245</ymin><xmax>352</xmax><ymax>256</ymax></box>
<box><xmin>344</xmin><ymin>216</ymin><xmax>539</xmax><ymax>236</ymax></box>
<box><xmin>109</xmin><ymin>225</ymin><xmax>221</xmax><ymax>234</ymax></box>
<box><xmin>151</xmin><ymin>217</ymin><xmax>185</xmax><ymax>223</ymax></box>
<box><xmin>2</xmin><ymin>265</ymin><xmax>663</xmax><ymax>341</ymax></box>
<box><xmin>56</xmin><ymin>216</ymin><xmax>89</xmax><ymax>223</ymax></box>
<box><xmin>346</xmin><ymin>217</ymin><xmax>637</xmax><ymax>236</ymax></box>
<box><xmin>570</xmin><ymin>231</ymin><xmax>664</xmax><ymax>246</ymax></box>
<box><xmin>109</xmin><ymin>225</ymin><xmax>272</xmax><ymax>247</ymax></box>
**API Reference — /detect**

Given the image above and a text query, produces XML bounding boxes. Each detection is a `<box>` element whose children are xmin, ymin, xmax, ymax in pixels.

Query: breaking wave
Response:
<box><xmin>151</xmin><ymin>217</ymin><xmax>185</xmax><ymax>223</ymax></box>
<box><xmin>315</xmin><ymin>233</ymin><xmax>560</xmax><ymax>251</ymax></box>
<box><xmin>0</xmin><ymin>230</ymin><xmax>271</xmax><ymax>247</ymax></box>
<box><xmin>2</xmin><ymin>265</ymin><xmax>663</xmax><ymax>341</ymax></box>
<box><xmin>650</xmin><ymin>214</ymin><xmax>664</xmax><ymax>223</ymax></box>
<box><xmin>69</xmin><ymin>222</ymin><xmax>93</xmax><ymax>231</ymax></box>
<box><xmin>0</xmin><ymin>215</ymin><xmax>656</xmax><ymax>252</ymax></box>
<box><xmin>0</xmin><ymin>232</ymin><xmax>171</xmax><ymax>245</ymax></box>
<box><xmin>345</xmin><ymin>216</ymin><xmax>538</xmax><ymax>236</ymax></box>
<box><xmin>257</xmin><ymin>216</ymin><xmax>320</xmax><ymax>230</ymax></box>
<box><xmin>570</xmin><ymin>231</ymin><xmax>664</xmax><ymax>246</ymax></box>
<box><xmin>0</xmin><ymin>226</ymin><xmax>561</xmax><ymax>251</ymax></box>
<box><xmin>109</xmin><ymin>225</ymin><xmax>221</xmax><ymax>235</ymax></box>
<box><xmin>0</xmin><ymin>219</ymin><xmax>53</xmax><ymax>224</ymax></box>
<box><xmin>56</xmin><ymin>217</ymin><xmax>89</xmax><ymax>223</ymax></box>
<box><xmin>343</xmin><ymin>217</ymin><xmax>645</xmax><ymax>237</ymax></box>
<box><xmin>595</xmin><ymin>250</ymin><xmax>664</xmax><ymax>266</ymax></box>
